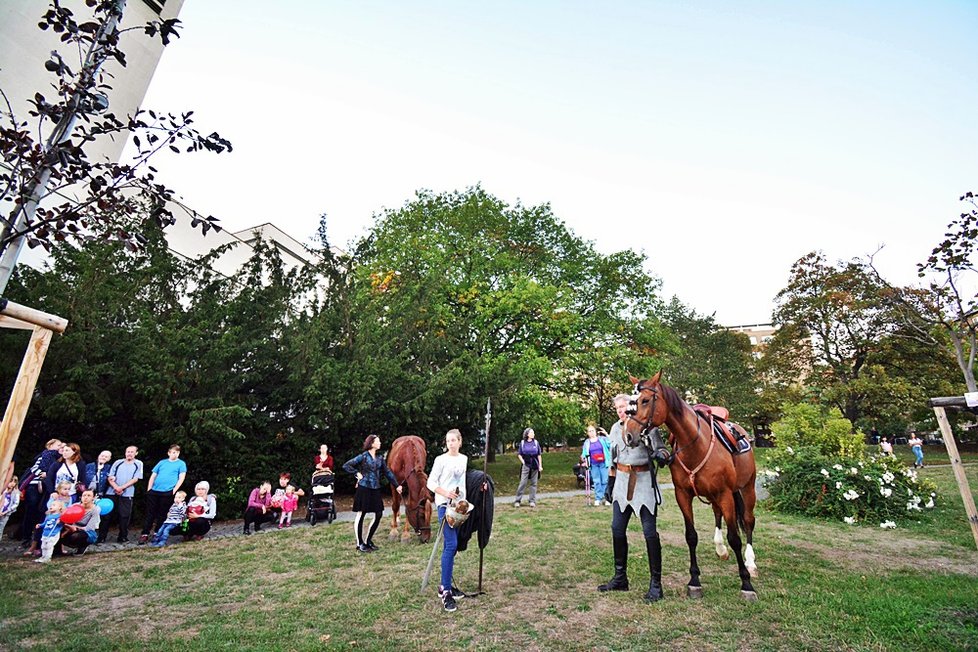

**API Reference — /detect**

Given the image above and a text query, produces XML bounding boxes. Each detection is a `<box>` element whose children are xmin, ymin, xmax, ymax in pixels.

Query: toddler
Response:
<box><xmin>24</xmin><ymin>481</ymin><xmax>72</xmax><ymax>557</ymax></box>
<box><xmin>150</xmin><ymin>491</ymin><xmax>187</xmax><ymax>548</ymax></box>
<box><xmin>35</xmin><ymin>502</ymin><xmax>65</xmax><ymax>563</ymax></box>
<box><xmin>0</xmin><ymin>476</ymin><xmax>21</xmax><ymax>541</ymax></box>
<box><xmin>278</xmin><ymin>485</ymin><xmax>298</xmax><ymax>529</ymax></box>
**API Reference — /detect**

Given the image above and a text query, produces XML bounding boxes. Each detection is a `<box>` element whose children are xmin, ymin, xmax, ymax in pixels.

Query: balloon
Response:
<box><xmin>60</xmin><ymin>503</ymin><xmax>86</xmax><ymax>524</ymax></box>
<box><xmin>96</xmin><ymin>498</ymin><xmax>114</xmax><ymax>516</ymax></box>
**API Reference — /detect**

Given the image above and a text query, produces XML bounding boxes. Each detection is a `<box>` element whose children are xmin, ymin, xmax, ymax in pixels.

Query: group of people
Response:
<box><xmin>878</xmin><ymin>434</ymin><xmax>925</xmax><ymax>467</ymax></box>
<box><xmin>6</xmin><ymin>440</ymin><xmax>218</xmax><ymax>558</ymax></box>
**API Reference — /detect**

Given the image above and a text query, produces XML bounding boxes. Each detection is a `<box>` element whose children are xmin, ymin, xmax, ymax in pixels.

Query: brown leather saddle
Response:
<box><xmin>692</xmin><ymin>404</ymin><xmax>751</xmax><ymax>455</ymax></box>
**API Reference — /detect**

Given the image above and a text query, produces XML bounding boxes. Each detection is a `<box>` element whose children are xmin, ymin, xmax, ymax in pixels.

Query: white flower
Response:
<box><xmin>864</xmin><ymin>475</ymin><xmax>873</xmax><ymax>482</ymax></box>
<box><xmin>906</xmin><ymin>502</ymin><xmax>922</xmax><ymax>512</ymax></box>
<box><xmin>858</xmin><ymin>461</ymin><xmax>864</xmax><ymax>467</ymax></box>
<box><xmin>925</xmin><ymin>498</ymin><xmax>935</xmax><ymax>509</ymax></box>
<box><xmin>820</xmin><ymin>469</ymin><xmax>830</xmax><ymax>477</ymax></box>
<box><xmin>880</xmin><ymin>487</ymin><xmax>892</xmax><ymax>498</ymax></box>
<box><xmin>843</xmin><ymin>489</ymin><xmax>860</xmax><ymax>501</ymax></box>
<box><xmin>907</xmin><ymin>488</ymin><xmax>913</xmax><ymax>496</ymax></box>
<box><xmin>882</xmin><ymin>472</ymin><xmax>895</xmax><ymax>484</ymax></box>
<box><xmin>849</xmin><ymin>467</ymin><xmax>859</xmax><ymax>476</ymax></box>
<box><xmin>786</xmin><ymin>446</ymin><xmax>794</xmax><ymax>455</ymax></box>
<box><xmin>774</xmin><ymin>467</ymin><xmax>781</xmax><ymax>473</ymax></box>
<box><xmin>843</xmin><ymin>516</ymin><xmax>856</xmax><ymax>524</ymax></box>
<box><xmin>880</xmin><ymin>521</ymin><xmax>896</xmax><ymax>529</ymax></box>
<box><xmin>835</xmin><ymin>481</ymin><xmax>843</xmax><ymax>489</ymax></box>
<box><xmin>833</xmin><ymin>464</ymin><xmax>844</xmax><ymax>471</ymax></box>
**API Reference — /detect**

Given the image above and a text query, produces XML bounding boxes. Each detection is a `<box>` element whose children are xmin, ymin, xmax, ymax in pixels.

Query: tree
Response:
<box><xmin>0</xmin><ymin>0</ymin><xmax>231</xmax><ymax>292</ymax></box>
<box><xmin>869</xmin><ymin>192</ymin><xmax>978</xmax><ymax>393</ymax></box>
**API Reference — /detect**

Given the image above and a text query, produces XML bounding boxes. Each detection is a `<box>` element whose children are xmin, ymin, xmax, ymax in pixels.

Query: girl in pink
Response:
<box><xmin>278</xmin><ymin>485</ymin><xmax>298</xmax><ymax>529</ymax></box>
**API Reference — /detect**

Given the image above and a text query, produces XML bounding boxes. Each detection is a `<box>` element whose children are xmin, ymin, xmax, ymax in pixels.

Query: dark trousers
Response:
<box><xmin>244</xmin><ymin>507</ymin><xmax>274</xmax><ymax>530</ymax></box>
<box><xmin>61</xmin><ymin>530</ymin><xmax>91</xmax><ymax>552</ymax></box>
<box><xmin>142</xmin><ymin>490</ymin><xmax>172</xmax><ymax>536</ymax></box>
<box><xmin>611</xmin><ymin>502</ymin><xmax>658</xmax><ymax>538</ymax></box>
<box><xmin>98</xmin><ymin>495</ymin><xmax>133</xmax><ymax>541</ymax></box>
<box><xmin>19</xmin><ymin>485</ymin><xmax>45</xmax><ymax>543</ymax></box>
<box><xmin>184</xmin><ymin>518</ymin><xmax>212</xmax><ymax>538</ymax></box>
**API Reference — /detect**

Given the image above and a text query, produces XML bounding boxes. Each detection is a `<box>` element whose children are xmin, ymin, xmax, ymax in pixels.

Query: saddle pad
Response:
<box><xmin>712</xmin><ymin>421</ymin><xmax>752</xmax><ymax>455</ymax></box>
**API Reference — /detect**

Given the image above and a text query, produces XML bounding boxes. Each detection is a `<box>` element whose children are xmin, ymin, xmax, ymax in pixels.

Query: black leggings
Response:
<box><xmin>611</xmin><ymin>502</ymin><xmax>658</xmax><ymax>538</ymax></box>
<box><xmin>353</xmin><ymin>511</ymin><xmax>382</xmax><ymax>546</ymax></box>
<box><xmin>244</xmin><ymin>507</ymin><xmax>274</xmax><ymax>530</ymax></box>
<box><xmin>61</xmin><ymin>531</ymin><xmax>90</xmax><ymax>552</ymax></box>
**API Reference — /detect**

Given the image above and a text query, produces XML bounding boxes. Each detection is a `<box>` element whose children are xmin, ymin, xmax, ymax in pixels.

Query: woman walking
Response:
<box><xmin>513</xmin><ymin>428</ymin><xmax>542</xmax><ymax>508</ymax></box>
<box><xmin>343</xmin><ymin>435</ymin><xmax>401</xmax><ymax>553</ymax></box>
<box><xmin>908</xmin><ymin>433</ymin><xmax>925</xmax><ymax>468</ymax></box>
<box><xmin>581</xmin><ymin>425</ymin><xmax>612</xmax><ymax>506</ymax></box>
<box><xmin>427</xmin><ymin>429</ymin><xmax>469</xmax><ymax>612</ymax></box>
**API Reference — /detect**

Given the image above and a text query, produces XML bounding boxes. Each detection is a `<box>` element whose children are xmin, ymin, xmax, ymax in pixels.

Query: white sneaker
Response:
<box><xmin>513</xmin><ymin>502</ymin><xmax>521</xmax><ymax>508</ymax></box>
<box><xmin>604</xmin><ymin>500</ymin><xmax>612</xmax><ymax>506</ymax></box>
<box><xmin>594</xmin><ymin>499</ymin><xmax>602</xmax><ymax>506</ymax></box>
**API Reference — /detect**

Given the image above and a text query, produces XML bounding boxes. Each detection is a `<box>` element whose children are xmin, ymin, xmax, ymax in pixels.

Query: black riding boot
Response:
<box><xmin>598</xmin><ymin>536</ymin><xmax>629</xmax><ymax>591</ymax></box>
<box><xmin>644</xmin><ymin>534</ymin><xmax>664</xmax><ymax>603</ymax></box>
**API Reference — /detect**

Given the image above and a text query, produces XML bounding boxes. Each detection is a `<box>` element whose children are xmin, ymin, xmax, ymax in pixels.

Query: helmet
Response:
<box><xmin>445</xmin><ymin>499</ymin><xmax>473</xmax><ymax>528</ymax></box>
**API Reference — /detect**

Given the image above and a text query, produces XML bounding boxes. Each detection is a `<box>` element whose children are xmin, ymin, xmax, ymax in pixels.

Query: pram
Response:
<box><xmin>572</xmin><ymin>463</ymin><xmax>587</xmax><ymax>489</ymax></box>
<box><xmin>306</xmin><ymin>470</ymin><xmax>337</xmax><ymax>525</ymax></box>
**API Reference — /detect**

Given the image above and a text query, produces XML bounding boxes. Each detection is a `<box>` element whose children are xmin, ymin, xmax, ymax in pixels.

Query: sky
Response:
<box><xmin>137</xmin><ymin>0</ymin><xmax>978</xmax><ymax>326</ymax></box>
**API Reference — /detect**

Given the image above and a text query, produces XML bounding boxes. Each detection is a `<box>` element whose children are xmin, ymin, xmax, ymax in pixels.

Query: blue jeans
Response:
<box><xmin>437</xmin><ymin>505</ymin><xmax>458</xmax><ymax>591</ymax></box>
<box><xmin>912</xmin><ymin>446</ymin><xmax>924</xmax><ymax>466</ymax></box>
<box><xmin>589</xmin><ymin>463</ymin><xmax>608</xmax><ymax>500</ymax></box>
<box><xmin>151</xmin><ymin>522</ymin><xmax>178</xmax><ymax>546</ymax></box>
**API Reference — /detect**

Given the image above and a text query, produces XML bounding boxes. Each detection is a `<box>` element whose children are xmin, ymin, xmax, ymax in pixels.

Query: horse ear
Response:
<box><xmin>650</xmin><ymin>370</ymin><xmax>662</xmax><ymax>384</ymax></box>
<box><xmin>628</xmin><ymin>374</ymin><xmax>639</xmax><ymax>385</ymax></box>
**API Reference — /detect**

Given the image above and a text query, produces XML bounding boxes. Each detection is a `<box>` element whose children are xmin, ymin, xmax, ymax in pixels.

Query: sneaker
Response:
<box><xmin>595</xmin><ymin>499</ymin><xmax>602</xmax><ymax>506</ymax></box>
<box><xmin>529</xmin><ymin>502</ymin><xmax>536</xmax><ymax>508</ymax></box>
<box><xmin>137</xmin><ymin>534</ymin><xmax>149</xmax><ymax>545</ymax></box>
<box><xmin>513</xmin><ymin>502</ymin><xmax>521</xmax><ymax>508</ymax></box>
<box><xmin>33</xmin><ymin>558</ymin><xmax>49</xmax><ymax>564</ymax></box>
<box><xmin>441</xmin><ymin>590</ymin><xmax>458</xmax><ymax>612</ymax></box>
<box><xmin>366</xmin><ymin>542</ymin><xmax>380</xmax><ymax>552</ymax></box>
<box><xmin>117</xmin><ymin>537</ymin><xmax>129</xmax><ymax>544</ymax></box>
<box><xmin>450</xmin><ymin>585</ymin><xmax>466</xmax><ymax>599</ymax></box>
<box><xmin>604</xmin><ymin>500</ymin><xmax>612</xmax><ymax>506</ymax></box>
<box><xmin>278</xmin><ymin>524</ymin><xmax>284</xmax><ymax>530</ymax></box>
<box><xmin>357</xmin><ymin>544</ymin><xmax>371</xmax><ymax>553</ymax></box>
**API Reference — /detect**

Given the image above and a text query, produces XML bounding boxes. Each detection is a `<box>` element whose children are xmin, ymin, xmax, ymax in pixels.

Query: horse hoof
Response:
<box><xmin>387</xmin><ymin>531</ymin><xmax>399</xmax><ymax>541</ymax></box>
<box><xmin>400</xmin><ymin>534</ymin><xmax>413</xmax><ymax>544</ymax></box>
<box><xmin>747</xmin><ymin>565</ymin><xmax>759</xmax><ymax>578</ymax></box>
<box><xmin>740</xmin><ymin>590</ymin><xmax>758</xmax><ymax>602</ymax></box>
<box><xmin>717</xmin><ymin>551</ymin><xmax>729</xmax><ymax>561</ymax></box>
<box><xmin>686</xmin><ymin>586</ymin><xmax>703</xmax><ymax>599</ymax></box>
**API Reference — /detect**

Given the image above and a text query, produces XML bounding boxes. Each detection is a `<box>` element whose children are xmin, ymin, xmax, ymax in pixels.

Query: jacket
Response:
<box><xmin>342</xmin><ymin>452</ymin><xmax>397</xmax><ymax>489</ymax></box>
<box><xmin>41</xmin><ymin>457</ymin><xmax>88</xmax><ymax>497</ymax></box>
<box><xmin>85</xmin><ymin>461</ymin><xmax>111</xmax><ymax>496</ymax></box>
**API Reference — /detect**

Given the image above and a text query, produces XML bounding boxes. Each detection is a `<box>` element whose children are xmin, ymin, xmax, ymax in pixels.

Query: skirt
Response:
<box><xmin>353</xmin><ymin>486</ymin><xmax>384</xmax><ymax>514</ymax></box>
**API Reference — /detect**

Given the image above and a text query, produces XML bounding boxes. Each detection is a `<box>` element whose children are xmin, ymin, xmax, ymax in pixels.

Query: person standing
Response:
<box><xmin>597</xmin><ymin>393</ymin><xmax>668</xmax><ymax>603</ymax></box>
<box><xmin>85</xmin><ymin>450</ymin><xmax>112</xmax><ymax>498</ymax></box>
<box><xmin>427</xmin><ymin>429</ymin><xmax>469</xmax><ymax>612</ymax></box>
<box><xmin>18</xmin><ymin>439</ymin><xmax>63</xmax><ymax>546</ymax></box>
<box><xmin>41</xmin><ymin>443</ymin><xmax>87</xmax><ymax>505</ymax></box>
<box><xmin>343</xmin><ymin>435</ymin><xmax>401</xmax><ymax>553</ymax></box>
<box><xmin>97</xmin><ymin>445</ymin><xmax>143</xmax><ymax>543</ymax></box>
<box><xmin>315</xmin><ymin>444</ymin><xmax>334</xmax><ymax>472</ymax></box>
<box><xmin>138</xmin><ymin>445</ymin><xmax>187</xmax><ymax>545</ymax></box>
<box><xmin>513</xmin><ymin>428</ymin><xmax>543</xmax><ymax>508</ymax></box>
<box><xmin>581</xmin><ymin>425</ymin><xmax>612</xmax><ymax>507</ymax></box>
<box><xmin>0</xmin><ymin>476</ymin><xmax>20</xmax><ymax>541</ymax></box>
<box><xmin>908</xmin><ymin>433</ymin><xmax>925</xmax><ymax>468</ymax></box>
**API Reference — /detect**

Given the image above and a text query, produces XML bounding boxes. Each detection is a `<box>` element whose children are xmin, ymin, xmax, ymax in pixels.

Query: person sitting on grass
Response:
<box><xmin>149</xmin><ymin>491</ymin><xmax>187</xmax><ymax>548</ymax></box>
<box><xmin>183</xmin><ymin>481</ymin><xmax>217</xmax><ymax>541</ymax></box>
<box><xmin>59</xmin><ymin>489</ymin><xmax>100</xmax><ymax>556</ymax></box>
<box><xmin>243</xmin><ymin>482</ymin><xmax>273</xmax><ymax>535</ymax></box>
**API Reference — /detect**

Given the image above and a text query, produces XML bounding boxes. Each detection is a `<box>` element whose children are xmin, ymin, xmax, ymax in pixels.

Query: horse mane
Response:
<box><xmin>659</xmin><ymin>382</ymin><xmax>690</xmax><ymax>420</ymax></box>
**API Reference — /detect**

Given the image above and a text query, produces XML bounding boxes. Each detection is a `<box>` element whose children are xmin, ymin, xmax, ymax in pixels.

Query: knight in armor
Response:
<box><xmin>597</xmin><ymin>393</ymin><xmax>670</xmax><ymax>602</ymax></box>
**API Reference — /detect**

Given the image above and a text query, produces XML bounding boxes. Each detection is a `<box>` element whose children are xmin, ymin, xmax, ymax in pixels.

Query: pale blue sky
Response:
<box><xmin>141</xmin><ymin>1</ymin><xmax>978</xmax><ymax>325</ymax></box>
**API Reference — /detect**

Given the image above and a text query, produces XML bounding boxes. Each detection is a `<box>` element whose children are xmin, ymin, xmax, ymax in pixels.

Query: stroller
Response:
<box><xmin>572</xmin><ymin>463</ymin><xmax>587</xmax><ymax>489</ymax></box>
<box><xmin>306</xmin><ymin>470</ymin><xmax>337</xmax><ymax>525</ymax></box>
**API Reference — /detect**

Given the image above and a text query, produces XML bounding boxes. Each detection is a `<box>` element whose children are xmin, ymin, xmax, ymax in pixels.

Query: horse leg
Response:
<box><xmin>718</xmin><ymin>490</ymin><xmax>756</xmax><ymax>601</ymax></box>
<box><xmin>738</xmin><ymin>484</ymin><xmax>758</xmax><ymax>578</ymax></box>
<box><xmin>388</xmin><ymin>488</ymin><xmax>401</xmax><ymax>541</ymax></box>
<box><xmin>711</xmin><ymin>504</ymin><xmax>729</xmax><ymax>561</ymax></box>
<box><xmin>675</xmin><ymin>488</ymin><xmax>702</xmax><ymax>598</ymax></box>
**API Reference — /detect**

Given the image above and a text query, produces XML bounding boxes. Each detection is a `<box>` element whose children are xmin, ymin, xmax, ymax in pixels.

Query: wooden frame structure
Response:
<box><xmin>0</xmin><ymin>299</ymin><xmax>68</xmax><ymax>480</ymax></box>
<box><xmin>928</xmin><ymin>395</ymin><xmax>978</xmax><ymax>551</ymax></box>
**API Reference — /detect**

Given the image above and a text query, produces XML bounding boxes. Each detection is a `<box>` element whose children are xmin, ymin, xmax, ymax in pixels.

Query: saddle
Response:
<box><xmin>692</xmin><ymin>404</ymin><xmax>752</xmax><ymax>455</ymax></box>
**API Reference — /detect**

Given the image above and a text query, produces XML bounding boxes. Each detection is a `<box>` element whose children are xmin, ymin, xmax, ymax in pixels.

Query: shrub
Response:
<box><xmin>763</xmin><ymin>445</ymin><xmax>937</xmax><ymax>525</ymax></box>
<box><xmin>770</xmin><ymin>402</ymin><xmax>864</xmax><ymax>458</ymax></box>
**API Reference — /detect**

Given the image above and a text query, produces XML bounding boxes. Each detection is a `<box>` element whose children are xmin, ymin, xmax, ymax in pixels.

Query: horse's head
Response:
<box><xmin>623</xmin><ymin>371</ymin><xmax>666</xmax><ymax>446</ymax></box>
<box><xmin>404</xmin><ymin>470</ymin><xmax>434</xmax><ymax>543</ymax></box>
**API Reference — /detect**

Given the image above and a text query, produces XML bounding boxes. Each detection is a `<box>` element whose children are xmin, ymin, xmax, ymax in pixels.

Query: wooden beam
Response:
<box><xmin>0</xmin><ymin>327</ymin><xmax>54</xmax><ymax>485</ymax></box>
<box><xmin>0</xmin><ymin>299</ymin><xmax>67</xmax><ymax>334</ymax></box>
<box><xmin>0</xmin><ymin>315</ymin><xmax>36</xmax><ymax>331</ymax></box>
<box><xmin>932</xmin><ymin>406</ymin><xmax>978</xmax><ymax>551</ymax></box>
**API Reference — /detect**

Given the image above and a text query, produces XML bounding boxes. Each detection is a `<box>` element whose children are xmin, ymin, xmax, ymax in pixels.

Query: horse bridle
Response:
<box><xmin>626</xmin><ymin>381</ymin><xmax>660</xmax><ymax>438</ymax></box>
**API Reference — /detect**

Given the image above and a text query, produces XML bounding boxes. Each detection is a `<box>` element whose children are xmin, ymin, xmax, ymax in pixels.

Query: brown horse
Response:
<box><xmin>624</xmin><ymin>372</ymin><xmax>759</xmax><ymax>601</ymax></box>
<box><xmin>387</xmin><ymin>436</ymin><xmax>434</xmax><ymax>543</ymax></box>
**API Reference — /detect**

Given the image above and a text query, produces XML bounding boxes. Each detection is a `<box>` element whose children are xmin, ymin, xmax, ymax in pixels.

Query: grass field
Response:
<box><xmin>1</xmin><ymin>464</ymin><xmax>976</xmax><ymax>651</ymax></box>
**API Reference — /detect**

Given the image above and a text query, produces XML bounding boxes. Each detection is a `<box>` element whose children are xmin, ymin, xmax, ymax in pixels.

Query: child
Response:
<box><xmin>278</xmin><ymin>485</ymin><xmax>298</xmax><ymax>529</ymax></box>
<box><xmin>149</xmin><ymin>491</ymin><xmax>187</xmax><ymax>548</ymax></box>
<box><xmin>0</xmin><ymin>476</ymin><xmax>21</xmax><ymax>541</ymax></box>
<box><xmin>23</xmin><ymin>481</ymin><xmax>73</xmax><ymax>557</ymax></box>
<box><xmin>35</xmin><ymin>502</ymin><xmax>65</xmax><ymax>563</ymax></box>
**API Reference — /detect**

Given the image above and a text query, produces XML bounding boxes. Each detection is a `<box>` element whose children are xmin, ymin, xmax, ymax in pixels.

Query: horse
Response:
<box><xmin>624</xmin><ymin>372</ymin><xmax>759</xmax><ymax>601</ymax></box>
<box><xmin>387</xmin><ymin>436</ymin><xmax>434</xmax><ymax>543</ymax></box>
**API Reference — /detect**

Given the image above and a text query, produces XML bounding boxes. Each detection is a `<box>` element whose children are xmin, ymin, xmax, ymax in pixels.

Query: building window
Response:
<box><xmin>142</xmin><ymin>0</ymin><xmax>166</xmax><ymax>14</ymax></box>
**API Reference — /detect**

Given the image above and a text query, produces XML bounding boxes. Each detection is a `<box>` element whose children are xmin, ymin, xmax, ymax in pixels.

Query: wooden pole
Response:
<box><xmin>0</xmin><ymin>299</ymin><xmax>68</xmax><ymax>333</ymax></box>
<box><xmin>0</xmin><ymin>326</ymin><xmax>54</xmax><ymax>484</ymax></box>
<box><xmin>932</xmin><ymin>406</ymin><xmax>978</xmax><ymax>551</ymax></box>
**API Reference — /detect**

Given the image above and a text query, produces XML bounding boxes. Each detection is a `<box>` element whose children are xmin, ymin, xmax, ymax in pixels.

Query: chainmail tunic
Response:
<box><xmin>608</xmin><ymin>420</ymin><xmax>662</xmax><ymax>514</ymax></box>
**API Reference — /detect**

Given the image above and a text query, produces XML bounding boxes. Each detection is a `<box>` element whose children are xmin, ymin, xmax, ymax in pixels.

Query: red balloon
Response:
<box><xmin>60</xmin><ymin>504</ymin><xmax>86</xmax><ymax>524</ymax></box>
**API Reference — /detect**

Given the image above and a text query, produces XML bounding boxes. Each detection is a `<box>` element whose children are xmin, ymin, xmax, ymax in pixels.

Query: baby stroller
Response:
<box><xmin>306</xmin><ymin>470</ymin><xmax>337</xmax><ymax>525</ymax></box>
<box><xmin>572</xmin><ymin>463</ymin><xmax>587</xmax><ymax>489</ymax></box>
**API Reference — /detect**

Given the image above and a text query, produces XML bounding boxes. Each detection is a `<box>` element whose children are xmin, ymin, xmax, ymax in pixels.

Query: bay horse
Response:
<box><xmin>624</xmin><ymin>372</ymin><xmax>759</xmax><ymax>601</ymax></box>
<box><xmin>387</xmin><ymin>436</ymin><xmax>434</xmax><ymax>543</ymax></box>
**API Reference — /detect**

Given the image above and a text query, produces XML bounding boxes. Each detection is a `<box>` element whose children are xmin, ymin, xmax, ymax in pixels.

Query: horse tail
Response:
<box><xmin>733</xmin><ymin>490</ymin><xmax>747</xmax><ymax>536</ymax></box>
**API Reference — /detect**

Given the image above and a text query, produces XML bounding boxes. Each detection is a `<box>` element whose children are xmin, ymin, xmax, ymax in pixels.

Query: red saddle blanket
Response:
<box><xmin>692</xmin><ymin>404</ymin><xmax>751</xmax><ymax>455</ymax></box>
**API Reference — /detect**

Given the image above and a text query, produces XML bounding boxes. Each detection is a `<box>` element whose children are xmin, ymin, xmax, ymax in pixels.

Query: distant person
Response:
<box><xmin>581</xmin><ymin>424</ymin><xmax>612</xmax><ymax>507</ymax></box>
<box><xmin>19</xmin><ymin>439</ymin><xmax>63</xmax><ymax>546</ymax></box>
<box><xmin>183</xmin><ymin>481</ymin><xmax>217</xmax><ymax>541</ymax></box>
<box><xmin>150</xmin><ymin>491</ymin><xmax>187</xmax><ymax>548</ymax></box>
<box><xmin>243</xmin><ymin>481</ymin><xmax>273</xmax><ymax>534</ymax></box>
<box><xmin>343</xmin><ymin>435</ymin><xmax>401</xmax><ymax>553</ymax></box>
<box><xmin>85</xmin><ymin>450</ymin><xmax>112</xmax><ymax>497</ymax></box>
<box><xmin>59</xmin><ymin>489</ymin><xmax>100</xmax><ymax>555</ymax></box>
<box><xmin>513</xmin><ymin>428</ymin><xmax>542</xmax><ymax>508</ymax></box>
<box><xmin>41</xmin><ymin>443</ymin><xmax>87</xmax><ymax>505</ymax></box>
<box><xmin>138</xmin><ymin>445</ymin><xmax>187</xmax><ymax>545</ymax></box>
<box><xmin>34</xmin><ymin>502</ymin><xmax>65</xmax><ymax>564</ymax></box>
<box><xmin>97</xmin><ymin>445</ymin><xmax>143</xmax><ymax>544</ymax></box>
<box><xmin>277</xmin><ymin>485</ymin><xmax>299</xmax><ymax>529</ymax></box>
<box><xmin>908</xmin><ymin>433</ymin><xmax>924</xmax><ymax>468</ymax></box>
<box><xmin>879</xmin><ymin>437</ymin><xmax>894</xmax><ymax>457</ymax></box>
<box><xmin>315</xmin><ymin>444</ymin><xmax>334</xmax><ymax>472</ymax></box>
<box><xmin>0</xmin><ymin>475</ymin><xmax>20</xmax><ymax>541</ymax></box>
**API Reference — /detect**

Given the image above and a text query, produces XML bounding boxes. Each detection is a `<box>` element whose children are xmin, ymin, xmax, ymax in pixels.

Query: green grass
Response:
<box><xmin>1</xmin><ymin>464</ymin><xmax>976</xmax><ymax>651</ymax></box>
